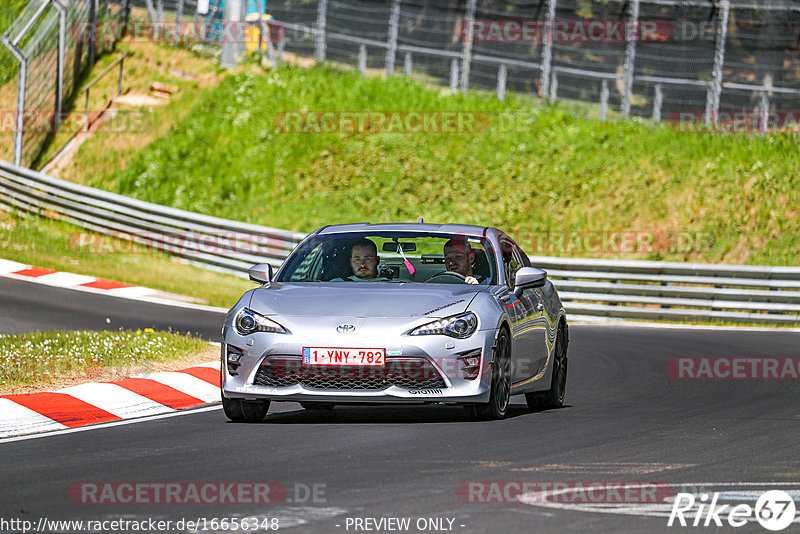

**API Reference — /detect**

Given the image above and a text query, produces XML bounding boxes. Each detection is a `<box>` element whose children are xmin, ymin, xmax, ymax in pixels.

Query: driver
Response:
<box><xmin>334</xmin><ymin>238</ymin><xmax>387</xmax><ymax>281</ymax></box>
<box><xmin>443</xmin><ymin>237</ymin><xmax>483</xmax><ymax>285</ymax></box>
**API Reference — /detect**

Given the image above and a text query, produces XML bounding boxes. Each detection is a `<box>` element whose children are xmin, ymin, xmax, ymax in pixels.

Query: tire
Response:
<box><xmin>222</xmin><ymin>393</ymin><xmax>270</xmax><ymax>422</ymax></box>
<box><xmin>526</xmin><ymin>320</ymin><xmax>568</xmax><ymax>411</ymax></box>
<box><xmin>300</xmin><ymin>402</ymin><xmax>335</xmax><ymax>410</ymax></box>
<box><xmin>464</xmin><ymin>329</ymin><xmax>511</xmax><ymax>421</ymax></box>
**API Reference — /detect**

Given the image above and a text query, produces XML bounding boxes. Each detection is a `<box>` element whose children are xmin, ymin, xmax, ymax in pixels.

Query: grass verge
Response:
<box><xmin>0</xmin><ymin>329</ymin><xmax>213</xmax><ymax>393</ymax></box>
<box><xmin>0</xmin><ymin>209</ymin><xmax>253</xmax><ymax>309</ymax></box>
<box><xmin>84</xmin><ymin>62</ymin><xmax>799</xmax><ymax>266</ymax></box>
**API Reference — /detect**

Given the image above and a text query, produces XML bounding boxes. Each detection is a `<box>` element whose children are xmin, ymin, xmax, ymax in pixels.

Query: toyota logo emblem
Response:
<box><xmin>336</xmin><ymin>324</ymin><xmax>356</xmax><ymax>333</ymax></box>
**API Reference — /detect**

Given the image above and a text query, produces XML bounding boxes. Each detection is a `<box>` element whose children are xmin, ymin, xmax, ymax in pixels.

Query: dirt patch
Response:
<box><xmin>1</xmin><ymin>344</ymin><xmax>220</xmax><ymax>395</ymax></box>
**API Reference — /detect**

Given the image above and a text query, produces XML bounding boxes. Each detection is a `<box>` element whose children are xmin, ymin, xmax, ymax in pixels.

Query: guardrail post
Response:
<box><xmin>652</xmin><ymin>83</ymin><xmax>662</xmax><ymax>121</ymax></box>
<box><xmin>706</xmin><ymin>0</ymin><xmax>730</xmax><ymax>125</ymax></box>
<box><xmin>404</xmin><ymin>52</ymin><xmax>412</xmax><ymax>76</ymax></box>
<box><xmin>449</xmin><ymin>58</ymin><xmax>459</xmax><ymax>92</ymax></box>
<box><xmin>539</xmin><ymin>0</ymin><xmax>557</xmax><ymax>100</ymax></box>
<box><xmin>314</xmin><ymin>0</ymin><xmax>328</xmax><ymax>62</ymax></box>
<box><xmin>599</xmin><ymin>80</ymin><xmax>609</xmax><ymax>120</ymax></box>
<box><xmin>358</xmin><ymin>44</ymin><xmax>367</xmax><ymax>74</ymax></box>
<box><xmin>621</xmin><ymin>0</ymin><xmax>640</xmax><ymax>117</ymax></box>
<box><xmin>497</xmin><ymin>64</ymin><xmax>507</xmax><ymax>101</ymax></box>
<box><xmin>460</xmin><ymin>0</ymin><xmax>476</xmax><ymax>93</ymax></box>
<box><xmin>385</xmin><ymin>0</ymin><xmax>400</xmax><ymax>76</ymax></box>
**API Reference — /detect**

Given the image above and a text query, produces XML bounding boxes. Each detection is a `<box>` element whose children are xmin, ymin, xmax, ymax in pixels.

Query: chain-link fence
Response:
<box><xmin>260</xmin><ymin>0</ymin><xmax>800</xmax><ymax>129</ymax></box>
<box><xmin>1</xmin><ymin>0</ymin><xmax>129</xmax><ymax>168</ymax></box>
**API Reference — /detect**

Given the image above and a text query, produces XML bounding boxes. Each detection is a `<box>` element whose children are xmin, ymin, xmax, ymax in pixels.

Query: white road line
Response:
<box><xmin>55</xmin><ymin>383</ymin><xmax>176</xmax><ymax>419</ymax></box>
<box><xmin>135</xmin><ymin>371</ymin><xmax>219</xmax><ymax>403</ymax></box>
<box><xmin>0</xmin><ymin>405</ymin><xmax>221</xmax><ymax>443</ymax></box>
<box><xmin>0</xmin><ymin>399</ymin><xmax>69</xmax><ymax>438</ymax></box>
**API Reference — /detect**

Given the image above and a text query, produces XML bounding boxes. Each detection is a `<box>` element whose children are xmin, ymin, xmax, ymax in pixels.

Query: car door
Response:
<box><xmin>499</xmin><ymin>235</ymin><xmax>549</xmax><ymax>385</ymax></box>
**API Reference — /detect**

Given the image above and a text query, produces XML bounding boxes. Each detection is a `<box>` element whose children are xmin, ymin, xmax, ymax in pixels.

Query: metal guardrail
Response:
<box><xmin>1</xmin><ymin>159</ymin><xmax>798</xmax><ymax>325</ymax></box>
<box><xmin>0</xmin><ymin>159</ymin><xmax>306</xmax><ymax>274</ymax></box>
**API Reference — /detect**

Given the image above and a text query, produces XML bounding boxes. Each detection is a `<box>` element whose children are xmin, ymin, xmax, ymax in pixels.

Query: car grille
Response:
<box><xmin>253</xmin><ymin>356</ymin><xmax>447</xmax><ymax>391</ymax></box>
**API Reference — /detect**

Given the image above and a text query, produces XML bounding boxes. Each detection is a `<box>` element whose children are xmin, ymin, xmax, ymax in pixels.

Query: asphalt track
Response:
<box><xmin>2</xmin><ymin>277</ymin><xmax>800</xmax><ymax>533</ymax></box>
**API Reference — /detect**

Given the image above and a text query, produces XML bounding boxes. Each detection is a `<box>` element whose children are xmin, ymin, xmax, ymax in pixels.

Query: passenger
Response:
<box><xmin>443</xmin><ymin>237</ymin><xmax>484</xmax><ymax>285</ymax></box>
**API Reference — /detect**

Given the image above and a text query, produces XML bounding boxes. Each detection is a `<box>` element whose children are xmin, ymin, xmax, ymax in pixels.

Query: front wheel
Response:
<box><xmin>526</xmin><ymin>320</ymin><xmax>568</xmax><ymax>411</ymax></box>
<box><xmin>464</xmin><ymin>329</ymin><xmax>511</xmax><ymax>420</ymax></box>
<box><xmin>222</xmin><ymin>394</ymin><xmax>270</xmax><ymax>422</ymax></box>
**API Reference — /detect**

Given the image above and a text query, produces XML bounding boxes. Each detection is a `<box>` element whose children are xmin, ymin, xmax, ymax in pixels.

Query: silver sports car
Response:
<box><xmin>221</xmin><ymin>223</ymin><xmax>568</xmax><ymax>421</ymax></box>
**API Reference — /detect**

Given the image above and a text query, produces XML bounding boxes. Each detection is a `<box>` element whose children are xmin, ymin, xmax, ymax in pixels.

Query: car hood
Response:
<box><xmin>248</xmin><ymin>283</ymin><xmax>482</xmax><ymax>318</ymax></box>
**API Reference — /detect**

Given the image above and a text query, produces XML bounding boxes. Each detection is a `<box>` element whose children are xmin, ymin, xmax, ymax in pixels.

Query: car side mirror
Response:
<box><xmin>514</xmin><ymin>267</ymin><xmax>547</xmax><ymax>297</ymax></box>
<box><xmin>249</xmin><ymin>263</ymin><xmax>273</xmax><ymax>285</ymax></box>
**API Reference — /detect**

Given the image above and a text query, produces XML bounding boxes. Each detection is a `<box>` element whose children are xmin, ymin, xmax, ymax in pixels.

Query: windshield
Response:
<box><xmin>277</xmin><ymin>232</ymin><xmax>497</xmax><ymax>285</ymax></box>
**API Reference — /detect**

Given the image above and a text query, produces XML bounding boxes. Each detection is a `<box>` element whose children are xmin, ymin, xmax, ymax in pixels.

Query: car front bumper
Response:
<box><xmin>220</xmin><ymin>321</ymin><xmax>497</xmax><ymax>404</ymax></box>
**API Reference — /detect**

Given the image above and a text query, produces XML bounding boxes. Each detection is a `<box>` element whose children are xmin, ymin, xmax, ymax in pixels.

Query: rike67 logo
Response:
<box><xmin>668</xmin><ymin>490</ymin><xmax>797</xmax><ymax>531</ymax></box>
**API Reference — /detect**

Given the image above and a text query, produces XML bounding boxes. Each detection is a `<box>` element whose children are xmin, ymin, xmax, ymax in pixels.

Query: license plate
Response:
<box><xmin>302</xmin><ymin>347</ymin><xmax>385</xmax><ymax>366</ymax></box>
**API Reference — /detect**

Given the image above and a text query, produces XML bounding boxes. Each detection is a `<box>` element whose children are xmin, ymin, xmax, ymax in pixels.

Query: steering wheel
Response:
<box><xmin>425</xmin><ymin>271</ymin><xmax>467</xmax><ymax>283</ymax></box>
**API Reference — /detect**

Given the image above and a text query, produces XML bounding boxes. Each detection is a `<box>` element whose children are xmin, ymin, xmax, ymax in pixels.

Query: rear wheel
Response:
<box><xmin>222</xmin><ymin>394</ymin><xmax>270</xmax><ymax>422</ymax></box>
<box><xmin>526</xmin><ymin>320</ymin><xmax>568</xmax><ymax>411</ymax></box>
<box><xmin>464</xmin><ymin>329</ymin><xmax>511</xmax><ymax>420</ymax></box>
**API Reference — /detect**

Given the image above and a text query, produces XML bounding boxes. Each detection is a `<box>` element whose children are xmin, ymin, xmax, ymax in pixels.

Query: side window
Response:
<box><xmin>500</xmin><ymin>236</ymin><xmax>528</xmax><ymax>288</ymax></box>
<box><xmin>289</xmin><ymin>243</ymin><xmax>324</xmax><ymax>281</ymax></box>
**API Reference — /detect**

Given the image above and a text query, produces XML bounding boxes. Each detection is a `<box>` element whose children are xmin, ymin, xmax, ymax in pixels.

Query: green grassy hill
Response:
<box><xmin>86</xmin><ymin>64</ymin><xmax>799</xmax><ymax>265</ymax></box>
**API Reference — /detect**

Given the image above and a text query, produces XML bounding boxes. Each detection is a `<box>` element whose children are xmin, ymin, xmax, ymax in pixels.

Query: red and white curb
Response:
<box><xmin>0</xmin><ymin>258</ymin><xmax>157</xmax><ymax>298</ymax></box>
<box><xmin>0</xmin><ymin>362</ymin><xmax>221</xmax><ymax>438</ymax></box>
<box><xmin>0</xmin><ymin>258</ymin><xmax>228</xmax><ymax>312</ymax></box>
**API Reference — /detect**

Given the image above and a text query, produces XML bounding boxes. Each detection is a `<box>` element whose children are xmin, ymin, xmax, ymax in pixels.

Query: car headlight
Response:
<box><xmin>409</xmin><ymin>312</ymin><xmax>478</xmax><ymax>339</ymax></box>
<box><xmin>234</xmin><ymin>308</ymin><xmax>289</xmax><ymax>335</ymax></box>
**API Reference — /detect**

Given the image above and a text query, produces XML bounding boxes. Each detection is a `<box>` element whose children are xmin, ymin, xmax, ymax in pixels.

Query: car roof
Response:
<box><xmin>315</xmin><ymin>222</ymin><xmax>494</xmax><ymax>238</ymax></box>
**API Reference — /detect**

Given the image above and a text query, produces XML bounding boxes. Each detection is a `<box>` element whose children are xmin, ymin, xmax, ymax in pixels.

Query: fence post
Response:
<box><xmin>174</xmin><ymin>0</ymin><xmax>184</xmax><ymax>45</ymax></box>
<box><xmin>449</xmin><ymin>58</ymin><xmax>459</xmax><ymax>92</ymax></box>
<box><xmin>460</xmin><ymin>0</ymin><xmax>476</xmax><ymax>93</ymax></box>
<box><xmin>358</xmin><ymin>44</ymin><xmax>367</xmax><ymax>74</ymax></box>
<box><xmin>599</xmin><ymin>80</ymin><xmax>609</xmax><ymax>120</ymax></box>
<box><xmin>385</xmin><ymin>0</ymin><xmax>400</xmax><ymax>76</ymax></box>
<box><xmin>314</xmin><ymin>0</ymin><xmax>328</xmax><ymax>63</ymax></box>
<box><xmin>706</xmin><ymin>0</ymin><xmax>730</xmax><ymax>124</ymax></box>
<box><xmin>497</xmin><ymin>64</ymin><xmax>507</xmax><ymax>101</ymax></box>
<box><xmin>621</xmin><ymin>0</ymin><xmax>640</xmax><ymax>117</ymax></box>
<box><xmin>759</xmin><ymin>91</ymin><xmax>770</xmax><ymax>135</ymax></box>
<box><xmin>144</xmin><ymin>0</ymin><xmax>157</xmax><ymax>24</ymax></box>
<box><xmin>404</xmin><ymin>52</ymin><xmax>412</xmax><ymax>76</ymax></box>
<box><xmin>156</xmin><ymin>0</ymin><xmax>164</xmax><ymax>40</ymax></box>
<box><xmin>539</xmin><ymin>0</ymin><xmax>557</xmax><ymax>100</ymax></box>
<box><xmin>54</xmin><ymin>0</ymin><xmax>66</xmax><ymax>130</ymax></box>
<box><xmin>1</xmin><ymin>40</ymin><xmax>26</xmax><ymax>166</ymax></box>
<box><xmin>549</xmin><ymin>71</ymin><xmax>558</xmax><ymax>101</ymax></box>
<box><xmin>652</xmin><ymin>83</ymin><xmax>662</xmax><ymax>121</ymax></box>
<box><xmin>220</xmin><ymin>0</ymin><xmax>241</xmax><ymax>68</ymax></box>
<box><xmin>89</xmin><ymin>0</ymin><xmax>98</xmax><ymax>65</ymax></box>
